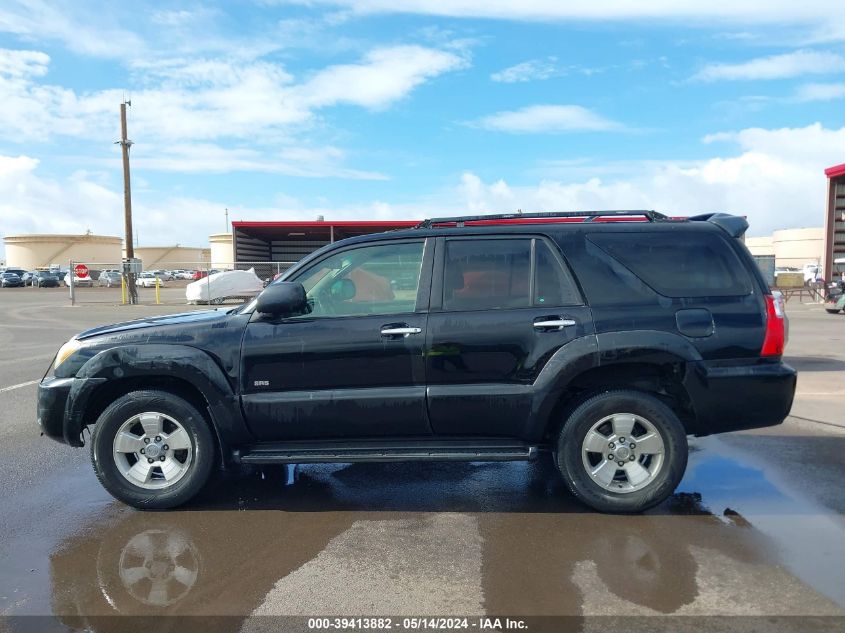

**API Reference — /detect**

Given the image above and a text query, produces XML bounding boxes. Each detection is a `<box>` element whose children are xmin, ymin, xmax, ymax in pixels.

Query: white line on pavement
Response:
<box><xmin>0</xmin><ymin>379</ymin><xmax>39</xmax><ymax>394</ymax></box>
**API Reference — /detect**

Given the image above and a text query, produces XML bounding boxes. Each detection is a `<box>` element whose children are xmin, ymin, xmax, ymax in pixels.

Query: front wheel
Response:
<box><xmin>556</xmin><ymin>390</ymin><xmax>688</xmax><ymax>513</ymax></box>
<box><xmin>90</xmin><ymin>390</ymin><xmax>215</xmax><ymax>509</ymax></box>
<box><xmin>825</xmin><ymin>308</ymin><xmax>842</xmax><ymax>314</ymax></box>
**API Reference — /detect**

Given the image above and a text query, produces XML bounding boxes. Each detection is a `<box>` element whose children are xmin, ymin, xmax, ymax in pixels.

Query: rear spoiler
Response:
<box><xmin>687</xmin><ymin>213</ymin><xmax>748</xmax><ymax>238</ymax></box>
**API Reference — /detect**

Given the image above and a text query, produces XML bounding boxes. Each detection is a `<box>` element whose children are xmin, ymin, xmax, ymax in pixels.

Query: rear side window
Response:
<box><xmin>587</xmin><ymin>231</ymin><xmax>752</xmax><ymax>297</ymax></box>
<box><xmin>444</xmin><ymin>239</ymin><xmax>530</xmax><ymax>310</ymax></box>
<box><xmin>442</xmin><ymin>238</ymin><xmax>581</xmax><ymax>310</ymax></box>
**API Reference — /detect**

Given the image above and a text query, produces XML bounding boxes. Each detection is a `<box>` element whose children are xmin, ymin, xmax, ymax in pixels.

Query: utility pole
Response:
<box><xmin>225</xmin><ymin>207</ymin><xmax>229</xmax><ymax>232</ymax></box>
<box><xmin>118</xmin><ymin>100</ymin><xmax>137</xmax><ymax>304</ymax></box>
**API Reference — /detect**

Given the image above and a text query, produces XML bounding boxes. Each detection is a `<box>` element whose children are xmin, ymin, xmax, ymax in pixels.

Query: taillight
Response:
<box><xmin>760</xmin><ymin>293</ymin><xmax>785</xmax><ymax>357</ymax></box>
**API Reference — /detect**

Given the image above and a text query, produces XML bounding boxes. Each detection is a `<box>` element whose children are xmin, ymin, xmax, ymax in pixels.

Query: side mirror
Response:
<box><xmin>256</xmin><ymin>282</ymin><xmax>307</xmax><ymax>316</ymax></box>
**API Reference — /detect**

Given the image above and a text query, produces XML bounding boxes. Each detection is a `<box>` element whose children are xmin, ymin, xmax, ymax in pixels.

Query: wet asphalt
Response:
<box><xmin>1</xmin><ymin>289</ymin><xmax>844</xmax><ymax>629</ymax></box>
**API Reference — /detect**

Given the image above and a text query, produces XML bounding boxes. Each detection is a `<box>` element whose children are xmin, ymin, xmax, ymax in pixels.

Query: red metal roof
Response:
<box><xmin>825</xmin><ymin>163</ymin><xmax>845</xmax><ymax>178</ymax></box>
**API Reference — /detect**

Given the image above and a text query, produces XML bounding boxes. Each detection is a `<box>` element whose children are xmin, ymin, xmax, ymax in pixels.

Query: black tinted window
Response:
<box><xmin>534</xmin><ymin>240</ymin><xmax>581</xmax><ymax>306</ymax></box>
<box><xmin>587</xmin><ymin>231</ymin><xmax>752</xmax><ymax>297</ymax></box>
<box><xmin>443</xmin><ymin>239</ymin><xmax>530</xmax><ymax>310</ymax></box>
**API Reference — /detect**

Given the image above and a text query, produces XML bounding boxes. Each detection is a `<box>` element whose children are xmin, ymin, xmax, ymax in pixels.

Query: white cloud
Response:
<box><xmin>475</xmin><ymin>105</ymin><xmax>623</xmax><ymax>133</ymax></box>
<box><xmin>279</xmin><ymin>1</ymin><xmax>845</xmax><ymax>31</ymax></box>
<box><xmin>0</xmin><ymin>0</ymin><xmax>146</xmax><ymax>59</ymax></box>
<box><xmin>794</xmin><ymin>82</ymin><xmax>845</xmax><ymax>102</ymax></box>
<box><xmin>0</xmin><ymin>43</ymin><xmax>466</xmax><ymax>180</ymax></box>
<box><xmin>491</xmin><ymin>58</ymin><xmax>557</xmax><ymax>83</ymax></box>
<box><xmin>0</xmin><ymin>48</ymin><xmax>49</xmax><ymax>77</ymax></box>
<box><xmin>0</xmin><ymin>45</ymin><xmax>465</xmax><ymax>146</ymax></box>
<box><xmin>454</xmin><ymin>123</ymin><xmax>844</xmax><ymax>236</ymax></box>
<box><xmin>296</xmin><ymin>45</ymin><xmax>467</xmax><ymax>109</ymax></box>
<box><xmin>692</xmin><ymin>50</ymin><xmax>845</xmax><ymax>81</ymax></box>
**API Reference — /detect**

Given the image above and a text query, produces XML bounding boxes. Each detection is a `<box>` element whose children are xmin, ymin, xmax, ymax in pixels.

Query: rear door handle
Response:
<box><xmin>533</xmin><ymin>318</ymin><xmax>576</xmax><ymax>330</ymax></box>
<box><xmin>381</xmin><ymin>325</ymin><xmax>422</xmax><ymax>337</ymax></box>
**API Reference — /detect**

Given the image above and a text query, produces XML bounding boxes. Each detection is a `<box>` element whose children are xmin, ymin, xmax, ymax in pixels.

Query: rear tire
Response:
<box><xmin>90</xmin><ymin>390</ymin><xmax>215</xmax><ymax>509</ymax></box>
<box><xmin>556</xmin><ymin>390</ymin><xmax>688</xmax><ymax>513</ymax></box>
<box><xmin>825</xmin><ymin>308</ymin><xmax>841</xmax><ymax>314</ymax></box>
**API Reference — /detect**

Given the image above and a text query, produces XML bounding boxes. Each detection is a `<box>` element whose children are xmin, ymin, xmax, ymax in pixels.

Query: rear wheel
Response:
<box><xmin>825</xmin><ymin>308</ymin><xmax>841</xmax><ymax>314</ymax></box>
<box><xmin>90</xmin><ymin>390</ymin><xmax>215</xmax><ymax>509</ymax></box>
<box><xmin>556</xmin><ymin>390</ymin><xmax>688</xmax><ymax>513</ymax></box>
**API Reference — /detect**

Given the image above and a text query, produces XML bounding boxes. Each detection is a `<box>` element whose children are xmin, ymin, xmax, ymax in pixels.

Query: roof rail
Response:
<box><xmin>687</xmin><ymin>213</ymin><xmax>748</xmax><ymax>238</ymax></box>
<box><xmin>416</xmin><ymin>210</ymin><xmax>669</xmax><ymax>228</ymax></box>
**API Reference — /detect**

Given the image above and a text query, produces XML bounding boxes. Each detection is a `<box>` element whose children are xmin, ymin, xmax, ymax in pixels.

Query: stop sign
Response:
<box><xmin>74</xmin><ymin>264</ymin><xmax>89</xmax><ymax>278</ymax></box>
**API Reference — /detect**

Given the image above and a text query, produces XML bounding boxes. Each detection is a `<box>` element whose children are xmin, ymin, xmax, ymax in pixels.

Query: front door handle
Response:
<box><xmin>533</xmin><ymin>318</ymin><xmax>576</xmax><ymax>330</ymax></box>
<box><xmin>381</xmin><ymin>325</ymin><xmax>422</xmax><ymax>337</ymax></box>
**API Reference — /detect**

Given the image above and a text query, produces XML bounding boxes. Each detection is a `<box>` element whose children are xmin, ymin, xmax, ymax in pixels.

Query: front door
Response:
<box><xmin>241</xmin><ymin>238</ymin><xmax>432</xmax><ymax>440</ymax></box>
<box><xmin>426</xmin><ymin>235</ymin><xmax>593</xmax><ymax>438</ymax></box>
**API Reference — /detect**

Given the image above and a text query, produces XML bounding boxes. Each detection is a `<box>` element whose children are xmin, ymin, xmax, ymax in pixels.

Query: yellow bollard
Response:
<box><xmin>155</xmin><ymin>276</ymin><xmax>161</xmax><ymax>305</ymax></box>
<box><xmin>121</xmin><ymin>275</ymin><xmax>127</xmax><ymax>305</ymax></box>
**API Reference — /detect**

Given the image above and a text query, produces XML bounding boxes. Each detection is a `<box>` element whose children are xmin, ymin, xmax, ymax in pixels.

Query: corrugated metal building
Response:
<box><xmin>232</xmin><ymin>221</ymin><xmax>418</xmax><ymax>266</ymax></box>
<box><xmin>824</xmin><ymin>163</ymin><xmax>845</xmax><ymax>277</ymax></box>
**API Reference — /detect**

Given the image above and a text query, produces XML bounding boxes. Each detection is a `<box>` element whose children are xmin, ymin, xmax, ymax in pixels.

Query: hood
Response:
<box><xmin>76</xmin><ymin>309</ymin><xmax>230</xmax><ymax>341</ymax></box>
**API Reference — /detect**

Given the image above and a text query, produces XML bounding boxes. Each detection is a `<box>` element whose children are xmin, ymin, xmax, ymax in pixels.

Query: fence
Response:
<box><xmin>66</xmin><ymin>261</ymin><xmax>296</xmax><ymax>306</ymax></box>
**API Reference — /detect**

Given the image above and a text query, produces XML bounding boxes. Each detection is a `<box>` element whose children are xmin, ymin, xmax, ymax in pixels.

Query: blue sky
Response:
<box><xmin>1</xmin><ymin>1</ymin><xmax>845</xmax><ymax>255</ymax></box>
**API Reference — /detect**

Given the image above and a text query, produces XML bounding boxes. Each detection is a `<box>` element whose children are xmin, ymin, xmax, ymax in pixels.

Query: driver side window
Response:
<box><xmin>292</xmin><ymin>241</ymin><xmax>424</xmax><ymax>318</ymax></box>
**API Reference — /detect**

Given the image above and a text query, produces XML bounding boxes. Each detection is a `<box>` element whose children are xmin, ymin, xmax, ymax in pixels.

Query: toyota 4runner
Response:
<box><xmin>37</xmin><ymin>211</ymin><xmax>797</xmax><ymax>513</ymax></box>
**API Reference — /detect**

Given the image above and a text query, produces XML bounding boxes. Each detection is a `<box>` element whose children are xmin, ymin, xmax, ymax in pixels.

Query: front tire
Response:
<box><xmin>556</xmin><ymin>390</ymin><xmax>688</xmax><ymax>513</ymax></box>
<box><xmin>825</xmin><ymin>308</ymin><xmax>841</xmax><ymax>314</ymax></box>
<box><xmin>90</xmin><ymin>390</ymin><xmax>215</xmax><ymax>509</ymax></box>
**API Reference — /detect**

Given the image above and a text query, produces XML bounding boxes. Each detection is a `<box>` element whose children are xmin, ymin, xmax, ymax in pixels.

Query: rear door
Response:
<box><xmin>425</xmin><ymin>235</ymin><xmax>593</xmax><ymax>438</ymax></box>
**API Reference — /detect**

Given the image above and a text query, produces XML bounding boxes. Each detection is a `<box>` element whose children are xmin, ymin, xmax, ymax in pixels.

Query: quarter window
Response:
<box><xmin>587</xmin><ymin>232</ymin><xmax>752</xmax><ymax>297</ymax></box>
<box><xmin>292</xmin><ymin>241</ymin><xmax>424</xmax><ymax>317</ymax></box>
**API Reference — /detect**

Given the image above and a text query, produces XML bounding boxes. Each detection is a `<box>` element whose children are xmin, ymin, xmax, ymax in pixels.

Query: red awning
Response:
<box><xmin>824</xmin><ymin>163</ymin><xmax>845</xmax><ymax>178</ymax></box>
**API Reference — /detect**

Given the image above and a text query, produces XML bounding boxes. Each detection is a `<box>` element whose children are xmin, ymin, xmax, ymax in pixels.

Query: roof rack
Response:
<box><xmin>416</xmin><ymin>210</ymin><xmax>670</xmax><ymax>228</ymax></box>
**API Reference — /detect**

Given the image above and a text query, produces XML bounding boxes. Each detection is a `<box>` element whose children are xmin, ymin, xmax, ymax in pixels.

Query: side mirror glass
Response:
<box><xmin>256</xmin><ymin>282</ymin><xmax>307</xmax><ymax>316</ymax></box>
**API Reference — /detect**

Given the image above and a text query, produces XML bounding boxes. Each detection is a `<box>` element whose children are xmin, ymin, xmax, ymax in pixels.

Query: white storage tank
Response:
<box><xmin>3</xmin><ymin>233</ymin><xmax>122</xmax><ymax>269</ymax></box>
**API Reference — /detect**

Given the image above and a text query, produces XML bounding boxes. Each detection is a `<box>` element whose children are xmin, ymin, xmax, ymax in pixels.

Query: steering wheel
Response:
<box><xmin>308</xmin><ymin>290</ymin><xmax>336</xmax><ymax>316</ymax></box>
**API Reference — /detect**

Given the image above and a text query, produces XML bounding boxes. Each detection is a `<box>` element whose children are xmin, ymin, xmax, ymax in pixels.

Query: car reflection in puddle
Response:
<box><xmin>46</xmin><ymin>447</ymin><xmax>842</xmax><ymax>629</ymax></box>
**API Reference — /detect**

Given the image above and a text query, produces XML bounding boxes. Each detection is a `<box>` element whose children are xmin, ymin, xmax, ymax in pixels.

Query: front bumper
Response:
<box><xmin>37</xmin><ymin>377</ymin><xmax>74</xmax><ymax>443</ymax></box>
<box><xmin>685</xmin><ymin>361</ymin><xmax>797</xmax><ymax>435</ymax></box>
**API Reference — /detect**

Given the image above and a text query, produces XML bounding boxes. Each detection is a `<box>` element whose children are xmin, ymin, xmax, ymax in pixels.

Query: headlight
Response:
<box><xmin>54</xmin><ymin>339</ymin><xmax>82</xmax><ymax>370</ymax></box>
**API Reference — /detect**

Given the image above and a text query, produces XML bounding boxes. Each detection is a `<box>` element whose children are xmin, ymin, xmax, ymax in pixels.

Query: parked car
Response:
<box><xmin>4</xmin><ymin>267</ymin><xmax>28</xmax><ymax>280</ymax></box>
<box><xmin>185</xmin><ymin>268</ymin><xmax>263</xmax><ymax>304</ymax></box>
<box><xmin>0</xmin><ymin>271</ymin><xmax>23</xmax><ymax>288</ymax></box>
<box><xmin>21</xmin><ymin>270</ymin><xmax>39</xmax><ymax>286</ymax></box>
<box><xmin>33</xmin><ymin>271</ymin><xmax>61</xmax><ymax>288</ymax></box>
<box><xmin>190</xmin><ymin>270</ymin><xmax>209</xmax><ymax>280</ymax></box>
<box><xmin>63</xmin><ymin>272</ymin><xmax>93</xmax><ymax>288</ymax></box>
<box><xmin>136</xmin><ymin>272</ymin><xmax>164</xmax><ymax>288</ymax></box>
<box><xmin>148</xmin><ymin>270</ymin><xmax>173</xmax><ymax>282</ymax></box>
<box><xmin>38</xmin><ymin>211</ymin><xmax>796</xmax><ymax>513</ymax></box>
<box><xmin>97</xmin><ymin>271</ymin><xmax>123</xmax><ymax>288</ymax></box>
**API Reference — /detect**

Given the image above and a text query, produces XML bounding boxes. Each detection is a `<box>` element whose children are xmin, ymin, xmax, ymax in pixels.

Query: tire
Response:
<box><xmin>90</xmin><ymin>390</ymin><xmax>215</xmax><ymax>509</ymax></box>
<box><xmin>556</xmin><ymin>390</ymin><xmax>688</xmax><ymax>514</ymax></box>
<box><xmin>825</xmin><ymin>308</ymin><xmax>841</xmax><ymax>314</ymax></box>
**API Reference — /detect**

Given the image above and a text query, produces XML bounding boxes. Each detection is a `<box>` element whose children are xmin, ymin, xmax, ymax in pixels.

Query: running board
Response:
<box><xmin>238</xmin><ymin>440</ymin><xmax>538</xmax><ymax>465</ymax></box>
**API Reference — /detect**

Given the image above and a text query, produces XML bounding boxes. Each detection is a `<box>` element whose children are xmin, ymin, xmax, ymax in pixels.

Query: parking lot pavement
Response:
<box><xmin>1</xmin><ymin>291</ymin><xmax>844</xmax><ymax>627</ymax></box>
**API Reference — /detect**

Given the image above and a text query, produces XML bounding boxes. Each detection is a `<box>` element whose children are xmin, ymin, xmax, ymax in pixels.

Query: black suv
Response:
<box><xmin>37</xmin><ymin>211</ymin><xmax>796</xmax><ymax>513</ymax></box>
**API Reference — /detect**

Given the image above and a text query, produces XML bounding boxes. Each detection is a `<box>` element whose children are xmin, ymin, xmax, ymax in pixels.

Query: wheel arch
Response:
<box><xmin>65</xmin><ymin>344</ymin><xmax>252</xmax><ymax>460</ymax></box>
<box><xmin>532</xmin><ymin>331</ymin><xmax>701</xmax><ymax>443</ymax></box>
